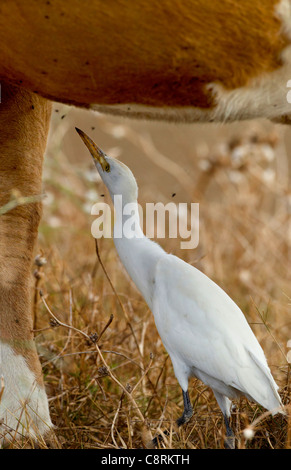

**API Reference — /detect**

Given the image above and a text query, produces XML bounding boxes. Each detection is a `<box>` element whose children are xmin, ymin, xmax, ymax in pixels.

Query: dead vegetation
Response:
<box><xmin>4</xmin><ymin>109</ymin><xmax>291</xmax><ymax>448</ymax></box>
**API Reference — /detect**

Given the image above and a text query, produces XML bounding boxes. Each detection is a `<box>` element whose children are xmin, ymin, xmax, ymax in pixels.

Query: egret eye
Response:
<box><xmin>104</xmin><ymin>163</ymin><xmax>110</xmax><ymax>172</ymax></box>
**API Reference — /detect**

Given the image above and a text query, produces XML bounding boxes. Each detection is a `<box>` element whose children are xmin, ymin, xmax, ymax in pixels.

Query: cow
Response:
<box><xmin>0</xmin><ymin>0</ymin><xmax>291</xmax><ymax>445</ymax></box>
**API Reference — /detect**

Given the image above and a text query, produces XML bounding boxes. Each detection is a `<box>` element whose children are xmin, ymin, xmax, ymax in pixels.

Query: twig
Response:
<box><xmin>40</xmin><ymin>293</ymin><xmax>91</xmax><ymax>342</ymax></box>
<box><xmin>252</xmin><ymin>299</ymin><xmax>289</xmax><ymax>365</ymax></box>
<box><xmin>93</xmin><ymin>341</ymin><xmax>148</xmax><ymax>426</ymax></box>
<box><xmin>50</xmin><ymin>289</ymin><xmax>74</xmax><ymax>364</ymax></box>
<box><xmin>0</xmin><ymin>193</ymin><xmax>45</xmax><ymax>216</ymax></box>
<box><xmin>111</xmin><ymin>391</ymin><xmax>126</xmax><ymax>448</ymax></box>
<box><xmin>0</xmin><ymin>375</ymin><xmax>5</xmax><ymax>403</ymax></box>
<box><xmin>131</xmin><ymin>353</ymin><xmax>154</xmax><ymax>395</ymax></box>
<box><xmin>33</xmin><ymin>253</ymin><xmax>47</xmax><ymax>331</ymax></box>
<box><xmin>98</xmin><ymin>314</ymin><xmax>114</xmax><ymax>342</ymax></box>
<box><xmin>43</xmin><ymin>348</ymin><xmax>142</xmax><ymax>370</ymax></box>
<box><xmin>286</xmin><ymin>405</ymin><xmax>291</xmax><ymax>449</ymax></box>
<box><xmin>145</xmin><ymin>355</ymin><xmax>170</xmax><ymax>416</ymax></box>
<box><xmin>40</xmin><ymin>294</ymin><xmax>150</xmax><ymax>430</ymax></box>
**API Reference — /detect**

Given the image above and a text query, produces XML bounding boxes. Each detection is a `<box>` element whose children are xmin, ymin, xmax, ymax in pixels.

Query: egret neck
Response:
<box><xmin>113</xmin><ymin>194</ymin><xmax>165</xmax><ymax>309</ymax></box>
<box><xmin>75</xmin><ymin>127</ymin><xmax>166</xmax><ymax>308</ymax></box>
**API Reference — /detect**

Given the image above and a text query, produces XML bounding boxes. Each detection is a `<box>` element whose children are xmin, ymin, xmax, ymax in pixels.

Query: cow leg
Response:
<box><xmin>0</xmin><ymin>83</ymin><xmax>53</xmax><ymax>445</ymax></box>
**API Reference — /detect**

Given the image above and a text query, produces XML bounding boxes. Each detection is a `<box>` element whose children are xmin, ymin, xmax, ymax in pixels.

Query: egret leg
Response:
<box><xmin>152</xmin><ymin>389</ymin><xmax>193</xmax><ymax>447</ymax></box>
<box><xmin>212</xmin><ymin>391</ymin><xmax>235</xmax><ymax>449</ymax></box>
<box><xmin>176</xmin><ymin>390</ymin><xmax>193</xmax><ymax>426</ymax></box>
<box><xmin>223</xmin><ymin>414</ymin><xmax>235</xmax><ymax>449</ymax></box>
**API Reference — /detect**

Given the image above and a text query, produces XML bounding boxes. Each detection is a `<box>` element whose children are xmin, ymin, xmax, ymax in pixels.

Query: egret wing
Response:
<box><xmin>152</xmin><ymin>254</ymin><xmax>280</xmax><ymax>409</ymax></box>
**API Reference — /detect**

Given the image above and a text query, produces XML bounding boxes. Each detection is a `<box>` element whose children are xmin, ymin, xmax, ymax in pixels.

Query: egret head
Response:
<box><xmin>76</xmin><ymin>128</ymin><xmax>138</xmax><ymax>204</ymax></box>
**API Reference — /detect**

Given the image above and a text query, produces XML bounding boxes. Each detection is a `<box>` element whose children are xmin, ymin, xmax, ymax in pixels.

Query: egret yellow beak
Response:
<box><xmin>75</xmin><ymin>127</ymin><xmax>111</xmax><ymax>172</ymax></box>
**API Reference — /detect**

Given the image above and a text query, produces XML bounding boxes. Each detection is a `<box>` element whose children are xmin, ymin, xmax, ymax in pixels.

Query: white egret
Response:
<box><xmin>76</xmin><ymin>128</ymin><xmax>283</xmax><ymax>448</ymax></box>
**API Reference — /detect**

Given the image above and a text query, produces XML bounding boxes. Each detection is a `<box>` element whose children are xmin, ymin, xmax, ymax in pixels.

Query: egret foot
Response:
<box><xmin>152</xmin><ymin>390</ymin><xmax>193</xmax><ymax>447</ymax></box>
<box><xmin>151</xmin><ymin>430</ymin><xmax>170</xmax><ymax>447</ymax></box>
<box><xmin>223</xmin><ymin>415</ymin><xmax>235</xmax><ymax>449</ymax></box>
<box><xmin>176</xmin><ymin>390</ymin><xmax>193</xmax><ymax>427</ymax></box>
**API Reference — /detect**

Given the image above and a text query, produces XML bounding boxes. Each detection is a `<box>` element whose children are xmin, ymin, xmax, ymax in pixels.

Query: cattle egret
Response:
<box><xmin>76</xmin><ymin>128</ymin><xmax>283</xmax><ymax>448</ymax></box>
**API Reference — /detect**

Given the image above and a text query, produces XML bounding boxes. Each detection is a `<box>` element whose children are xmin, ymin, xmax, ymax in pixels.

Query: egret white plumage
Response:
<box><xmin>76</xmin><ymin>128</ymin><xmax>283</xmax><ymax>448</ymax></box>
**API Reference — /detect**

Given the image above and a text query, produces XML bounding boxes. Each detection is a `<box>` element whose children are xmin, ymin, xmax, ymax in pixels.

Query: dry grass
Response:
<box><xmin>12</xmin><ymin>109</ymin><xmax>291</xmax><ymax>449</ymax></box>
